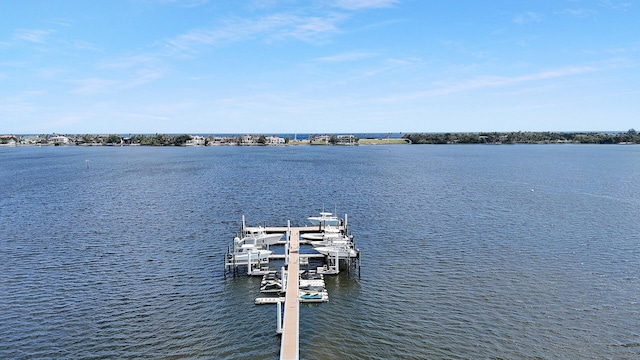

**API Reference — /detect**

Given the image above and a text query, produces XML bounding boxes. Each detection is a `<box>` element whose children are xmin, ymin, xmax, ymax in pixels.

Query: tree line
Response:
<box><xmin>402</xmin><ymin>130</ymin><xmax>640</xmax><ymax>144</ymax></box>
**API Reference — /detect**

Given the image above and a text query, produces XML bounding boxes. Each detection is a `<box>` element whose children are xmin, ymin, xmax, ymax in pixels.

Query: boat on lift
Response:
<box><xmin>307</xmin><ymin>211</ymin><xmax>339</xmax><ymax>226</ymax></box>
<box><xmin>301</xmin><ymin>225</ymin><xmax>342</xmax><ymax>241</ymax></box>
<box><xmin>313</xmin><ymin>244</ymin><xmax>358</xmax><ymax>258</ymax></box>
<box><xmin>242</xmin><ymin>226</ymin><xmax>284</xmax><ymax>246</ymax></box>
<box><xmin>232</xmin><ymin>236</ymin><xmax>272</xmax><ymax>262</ymax></box>
<box><xmin>310</xmin><ymin>232</ymin><xmax>352</xmax><ymax>248</ymax></box>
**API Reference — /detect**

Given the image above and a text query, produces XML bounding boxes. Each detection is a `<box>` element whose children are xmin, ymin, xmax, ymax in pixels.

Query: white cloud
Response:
<box><xmin>70</xmin><ymin>78</ymin><xmax>119</xmax><ymax>94</ymax></box>
<box><xmin>314</xmin><ymin>50</ymin><xmax>376</xmax><ymax>62</ymax></box>
<box><xmin>381</xmin><ymin>66</ymin><xmax>597</xmax><ymax>102</ymax></box>
<box><xmin>121</xmin><ymin>112</ymin><xmax>171</xmax><ymax>121</ymax></box>
<box><xmin>160</xmin><ymin>13</ymin><xmax>346</xmax><ymax>53</ymax></box>
<box><xmin>64</xmin><ymin>40</ymin><xmax>103</xmax><ymax>52</ymax></box>
<box><xmin>333</xmin><ymin>0</ymin><xmax>399</xmax><ymax>10</ymax></box>
<box><xmin>99</xmin><ymin>55</ymin><xmax>159</xmax><ymax>69</ymax></box>
<box><xmin>46</xmin><ymin>18</ymin><xmax>73</xmax><ymax>27</ymax></box>
<box><xmin>563</xmin><ymin>8</ymin><xmax>597</xmax><ymax>18</ymax></box>
<box><xmin>122</xmin><ymin>69</ymin><xmax>166</xmax><ymax>88</ymax></box>
<box><xmin>598</xmin><ymin>0</ymin><xmax>633</xmax><ymax>10</ymax></box>
<box><xmin>13</xmin><ymin>29</ymin><xmax>54</xmax><ymax>43</ymax></box>
<box><xmin>513</xmin><ymin>12</ymin><xmax>542</xmax><ymax>25</ymax></box>
<box><xmin>141</xmin><ymin>0</ymin><xmax>209</xmax><ymax>7</ymax></box>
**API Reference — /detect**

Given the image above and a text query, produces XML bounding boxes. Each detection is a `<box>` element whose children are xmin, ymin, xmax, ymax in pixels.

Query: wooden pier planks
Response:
<box><xmin>280</xmin><ymin>227</ymin><xmax>300</xmax><ymax>360</ymax></box>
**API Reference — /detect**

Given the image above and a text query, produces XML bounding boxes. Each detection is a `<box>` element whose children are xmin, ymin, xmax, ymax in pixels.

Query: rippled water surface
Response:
<box><xmin>1</xmin><ymin>145</ymin><xmax>639</xmax><ymax>359</ymax></box>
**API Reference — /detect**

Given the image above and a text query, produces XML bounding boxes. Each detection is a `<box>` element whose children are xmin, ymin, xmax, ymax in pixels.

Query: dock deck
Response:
<box><xmin>227</xmin><ymin>217</ymin><xmax>358</xmax><ymax>359</ymax></box>
<box><xmin>280</xmin><ymin>227</ymin><xmax>300</xmax><ymax>360</ymax></box>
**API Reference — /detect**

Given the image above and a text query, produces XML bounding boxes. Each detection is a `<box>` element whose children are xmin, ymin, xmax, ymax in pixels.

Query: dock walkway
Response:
<box><xmin>280</xmin><ymin>227</ymin><xmax>300</xmax><ymax>360</ymax></box>
<box><xmin>230</xmin><ymin>220</ymin><xmax>357</xmax><ymax>359</ymax></box>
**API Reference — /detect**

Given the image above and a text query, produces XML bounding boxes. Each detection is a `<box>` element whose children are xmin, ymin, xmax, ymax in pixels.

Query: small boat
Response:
<box><xmin>233</xmin><ymin>248</ymin><xmax>272</xmax><ymax>262</ymax></box>
<box><xmin>232</xmin><ymin>237</ymin><xmax>272</xmax><ymax>262</ymax></box>
<box><xmin>261</xmin><ymin>272</ymin><xmax>281</xmax><ymax>284</ymax></box>
<box><xmin>313</xmin><ymin>245</ymin><xmax>358</xmax><ymax>258</ymax></box>
<box><xmin>307</xmin><ymin>211</ymin><xmax>339</xmax><ymax>226</ymax></box>
<box><xmin>299</xmin><ymin>285</ymin><xmax>325</xmax><ymax>292</ymax></box>
<box><xmin>300</xmin><ymin>270</ymin><xmax>323</xmax><ymax>280</ymax></box>
<box><xmin>260</xmin><ymin>280</ymin><xmax>283</xmax><ymax>293</ymax></box>
<box><xmin>243</xmin><ymin>226</ymin><xmax>284</xmax><ymax>246</ymax></box>
<box><xmin>302</xmin><ymin>225</ymin><xmax>342</xmax><ymax>241</ymax></box>
<box><xmin>310</xmin><ymin>233</ymin><xmax>352</xmax><ymax>248</ymax></box>
<box><xmin>299</xmin><ymin>291</ymin><xmax>323</xmax><ymax>300</ymax></box>
<box><xmin>300</xmin><ymin>232</ymin><xmax>325</xmax><ymax>241</ymax></box>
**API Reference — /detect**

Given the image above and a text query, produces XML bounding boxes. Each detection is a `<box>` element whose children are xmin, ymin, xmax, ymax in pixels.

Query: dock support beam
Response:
<box><xmin>276</xmin><ymin>300</ymin><xmax>283</xmax><ymax>334</ymax></box>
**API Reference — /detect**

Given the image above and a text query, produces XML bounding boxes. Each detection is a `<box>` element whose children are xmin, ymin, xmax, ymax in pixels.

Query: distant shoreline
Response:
<box><xmin>1</xmin><ymin>130</ymin><xmax>638</xmax><ymax>146</ymax></box>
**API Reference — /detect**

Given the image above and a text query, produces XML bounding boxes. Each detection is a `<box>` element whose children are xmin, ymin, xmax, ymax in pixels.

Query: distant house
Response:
<box><xmin>316</xmin><ymin>135</ymin><xmax>331</xmax><ymax>143</ymax></box>
<box><xmin>49</xmin><ymin>135</ymin><xmax>70</xmax><ymax>145</ymax></box>
<box><xmin>185</xmin><ymin>135</ymin><xmax>206</xmax><ymax>146</ymax></box>
<box><xmin>207</xmin><ymin>136</ymin><xmax>225</xmax><ymax>145</ymax></box>
<box><xmin>21</xmin><ymin>136</ymin><xmax>40</xmax><ymax>145</ymax></box>
<box><xmin>241</xmin><ymin>135</ymin><xmax>255</xmax><ymax>144</ymax></box>
<box><xmin>337</xmin><ymin>135</ymin><xmax>357</xmax><ymax>145</ymax></box>
<box><xmin>266</xmin><ymin>135</ymin><xmax>285</xmax><ymax>145</ymax></box>
<box><xmin>0</xmin><ymin>135</ymin><xmax>16</xmax><ymax>146</ymax></box>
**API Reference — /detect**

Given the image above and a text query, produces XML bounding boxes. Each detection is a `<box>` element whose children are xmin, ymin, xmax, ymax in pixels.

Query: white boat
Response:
<box><xmin>311</xmin><ymin>236</ymin><xmax>351</xmax><ymax>248</ymax></box>
<box><xmin>301</xmin><ymin>232</ymin><xmax>325</xmax><ymax>241</ymax></box>
<box><xmin>243</xmin><ymin>226</ymin><xmax>284</xmax><ymax>246</ymax></box>
<box><xmin>313</xmin><ymin>245</ymin><xmax>358</xmax><ymax>258</ymax></box>
<box><xmin>301</xmin><ymin>225</ymin><xmax>341</xmax><ymax>241</ymax></box>
<box><xmin>310</xmin><ymin>230</ymin><xmax>352</xmax><ymax>248</ymax></box>
<box><xmin>307</xmin><ymin>211</ymin><xmax>339</xmax><ymax>226</ymax></box>
<box><xmin>232</xmin><ymin>237</ymin><xmax>272</xmax><ymax>262</ymax></box>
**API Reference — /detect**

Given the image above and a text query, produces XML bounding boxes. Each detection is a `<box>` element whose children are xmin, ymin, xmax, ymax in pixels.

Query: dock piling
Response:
<box><xmin>276</xmin><ymin>300</ymin><xmax>283</xmax><ymax>334</ymax></box>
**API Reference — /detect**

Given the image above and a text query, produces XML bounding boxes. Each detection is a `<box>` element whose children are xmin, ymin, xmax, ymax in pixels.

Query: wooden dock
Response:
<box><xmin>280</xmin><ymin>227</ymin><xmax>300</xmax><ymax>360</ymax></box>
<box><xmin>228</xmin><ymin>218</ymin><xmax>358</xmax><ymax>359</ymax></box>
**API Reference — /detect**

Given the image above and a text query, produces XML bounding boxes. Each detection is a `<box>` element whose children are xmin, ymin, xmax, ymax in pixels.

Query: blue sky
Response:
<box><xmin>1</xmin><ymin>0</ymin><xmax>638</xmax><ymax>134</ymax></box>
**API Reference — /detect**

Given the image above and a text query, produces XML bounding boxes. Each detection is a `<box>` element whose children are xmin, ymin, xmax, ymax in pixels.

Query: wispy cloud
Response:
<box><xmin>454</xmin><ymin>66</ymin><xmax>594</xmax><ymax>90</ymax></box>
<box><xmin>563</xmin><ymin>8</ymin><xmax>597</xmax><ymax>18</ymax></box>
<box><xmin>314</xmin><ymin>50</ymin><xmax>377</xmax><ymax>62</ymax></box>
<box><xmin>160</xmin><ymin>13</ymin><xmax>346</xmax><ymax>53</ymax></box>
<box><xmin>70</xmin><ymin>68</ymin><xmax>166</xmax><ymax>94</ymax></box>
<box><xmin>121</xmin><ymin>112</ymin><xmax>171</xmax><ymax>122</ymax></box>
<box><xmin>333</xmin><ymin>0</ymin><xmax>399</xmax><ymax>10</ymax></box>
<box><xmin>99</xmin><ymin>54</ymin><xmax>160</xmax><ymax>69</ymax></box>
<box><xmin>382</xmin><ymin>66</ymin><xmax>597</xmax><ymax>102</ymax></box>
<box><xmin>140</xmin><ymin>0</ymin><xmax>209</xmax><ymax>7</ymax></box>
<box><xmin>13</xmin><ymin>29</ymin><xmax>54</xmax><ymax>43</ymax></box>
<box><xmin>63</xmin><ymin>40</ymin><xmax>103</xmax><ymax>52</ymax></box>
<box><xmin>513</xmin><ymin>12</ymin><xmax>542</xmax><ymax>25</ymax></box>
<box><xmin>177</xmin><ymin>0</ymin><xmax>209</xmax><ymax>7</ymax></box>
<box><xmin>247</xmin><ymin>0</ymin><xmax>295</xmax><ymax>10</ymax></box>
<box><xmin>156</xmin><ymin>0</ymin><xmax>400</xmax><ymax>55</ymax></box>
<box><xmin>122</xmin><ymin>69</ymin><xmax>166</xmax><ymax>89</ymax></box>
<box><xmin>598</xmin><ymin>0</ymin><xmax>633</xmax><ymax>10</ymax></box>
<box><xmin>384</xmin><ymin>56</ymin><xmax>423</xmax><ymax>67</ymax></box>
<box><xmin>46</xmin><ymin>18</ymin><xmax>73</xmax><ymax>27</ymax></box>
<box><xmin>70</xmin><ymin>78</ymin><xmax>119</xmax><ymax>94</ymax></box>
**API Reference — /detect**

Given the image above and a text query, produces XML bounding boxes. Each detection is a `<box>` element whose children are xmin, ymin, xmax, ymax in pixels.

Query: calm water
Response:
<box><xmin>1</xmin><ymin>145</ymin><xmax>639</xmax><ymax>359</ymax></box>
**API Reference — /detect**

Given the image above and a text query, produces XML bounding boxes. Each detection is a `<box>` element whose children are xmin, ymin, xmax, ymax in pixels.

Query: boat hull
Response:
<box><xmin>308</xmin><ymin>218</ymin><xmax>339</xmax><ymax>226</ymax></box>
<box><xmin>233</xmin><ymin>250</ymin><xmax>272</xmax><ymax>262</ymax></box>
<box><xmin>313</xmin><ymin>246</ymin><xmax>358</xmax><ymax>258</ymax></box>
<box><xmin>307</xmin><ymin>211</ymin><xmax>339</xmax><ymax>226</ymax></box>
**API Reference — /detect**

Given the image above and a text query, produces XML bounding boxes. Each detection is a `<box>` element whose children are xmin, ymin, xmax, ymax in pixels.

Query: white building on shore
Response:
<box><xmin>185</xmin><ymin>135</ymin><xmax>206</xmax><ymax>146</ymax></box>
<box><xmin>49</xmin><ymin>135</ymin><xmax>70</xmax><ymax>145</ymax></box>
